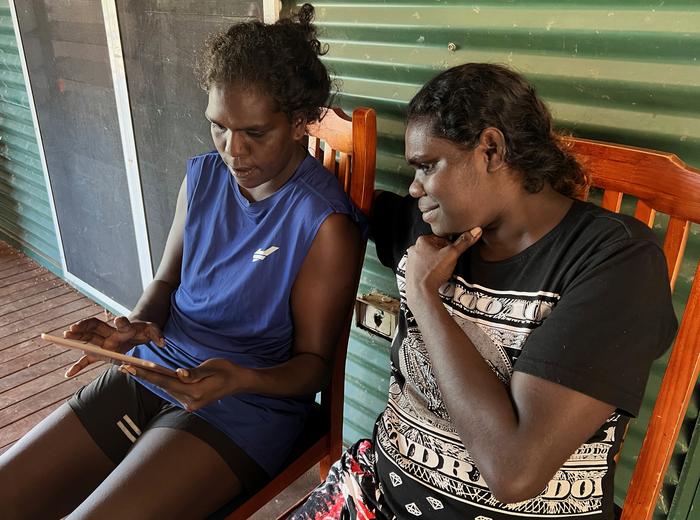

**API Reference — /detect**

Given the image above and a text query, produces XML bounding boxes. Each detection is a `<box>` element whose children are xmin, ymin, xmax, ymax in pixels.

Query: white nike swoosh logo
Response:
<box><xmin>252</xmin><ymin>246</ymin><xmax>279</xmax><ymax>262</ymax></box>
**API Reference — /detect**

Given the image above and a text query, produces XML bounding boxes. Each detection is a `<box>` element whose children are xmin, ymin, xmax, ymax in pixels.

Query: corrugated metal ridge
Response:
<box><xmin>0</xmin><ymin>145</ymin><xmax>44</xmax><ymax>175</ymax></box>
<box><xmin>323</xmin><ymin>50</ymin><xmax>697</xmax><ymax>91</ymax></box>
<box><xmin>0</xmin><ymin>0</ymin><xmax>60</xmax><ymax>270</ymax></box>
<box><xmin>312</xmin><ymin>4</ymin><xmax>698</xmax><ymax>32</ymax></box>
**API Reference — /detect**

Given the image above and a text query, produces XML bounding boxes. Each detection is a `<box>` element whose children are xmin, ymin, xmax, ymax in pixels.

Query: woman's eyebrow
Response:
<box><xmin>406</xmin><ymin>154</ymin><xmax>426</xmax><ymax>165</ymax></box>
<box><xmin>204</xmin><ymin>112</ymin><xmax>269</xmax><ymax>131</ymax></box>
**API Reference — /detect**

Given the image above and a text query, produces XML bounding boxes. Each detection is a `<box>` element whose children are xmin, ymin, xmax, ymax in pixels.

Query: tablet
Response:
<box><xmin>42</xmin><ymin>333</ymin><xmax>178</xmax><ymax>378</ymax></box>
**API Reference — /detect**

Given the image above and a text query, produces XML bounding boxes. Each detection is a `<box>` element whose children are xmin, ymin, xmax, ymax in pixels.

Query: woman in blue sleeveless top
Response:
<box><xmin>0</xmin><ymin>5</ymin><xmax>366</xmax><ymax>519</ymax></box>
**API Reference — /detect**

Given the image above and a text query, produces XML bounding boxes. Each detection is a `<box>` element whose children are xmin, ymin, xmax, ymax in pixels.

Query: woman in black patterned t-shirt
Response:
<box><xmin>291</xmin><ymin>63</ymin><xmax>677</xmax><ymax>520</ymax></box>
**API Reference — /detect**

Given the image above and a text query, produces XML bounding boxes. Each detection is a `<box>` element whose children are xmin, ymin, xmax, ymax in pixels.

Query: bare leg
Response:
<box><xmin>67</xmin><ymin>427</ymin><xmax>243</xmax><ymax>520</ymax></box>
<box><xmin>0</xmin><ymin>403</ymin><xmax>115</xmax><ymax>520</ymax></box>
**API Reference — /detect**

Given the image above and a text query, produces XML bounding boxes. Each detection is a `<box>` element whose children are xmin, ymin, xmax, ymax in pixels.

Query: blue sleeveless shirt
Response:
<box><xmin>130</xmin><ymin>151</ymin><xmax>366</xmax><ymax>475</ymax></box>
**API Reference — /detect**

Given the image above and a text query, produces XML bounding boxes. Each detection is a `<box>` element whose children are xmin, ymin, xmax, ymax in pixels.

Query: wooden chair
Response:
<box><xmin>220</xmin><ymin>107</ymin><xmax>376</xmax><ymax>520</ymax></box>
<box><xmin>566</xmin><ymin>137</ymin><xmax>700</xmax><ymax>520</ymax></box>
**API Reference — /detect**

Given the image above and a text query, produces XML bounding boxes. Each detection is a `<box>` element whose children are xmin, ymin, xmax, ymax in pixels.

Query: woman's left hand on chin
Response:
<box><xmin>405</xmin><ymin>228</ymin><xmax>482</xmax><ymax>305</ymax></box>
<box><xmin>119</xmin><ymin>358</ymin><xmax>244</xmax><ymax>411</ymax></box>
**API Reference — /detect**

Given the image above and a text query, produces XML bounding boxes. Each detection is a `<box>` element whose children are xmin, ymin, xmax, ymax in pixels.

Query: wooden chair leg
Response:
<box><xmin>319</xmin><ymin>454</ymin><xmax>332</xmax><ymax>480</ymax></box>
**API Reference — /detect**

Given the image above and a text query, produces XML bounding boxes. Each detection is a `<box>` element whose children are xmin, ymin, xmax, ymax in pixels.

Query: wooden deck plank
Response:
<box><xmin>0</xmin><ymin>281</ymin><xmax>70</xmax><ymax>312</ymax></box>
<box><xmin>0</xmin><ymin>240</ymin><xmax>111</xmax><ymax>457</ymax></box>
<box><xmin>0</xmin><ymin>273</ymin><xmax>60</xmax><ymax>304</ymax></box>
<box><xmin>0</xmin><ymin>299</ymin><xmax>97</xmax><ymax>340</ymax></box>
<box><xmin>0</xmin><ymin>267</ymin><xmax>47</xmax><ymax>290</ymax></box>
<box><xmin>0</xmin><ymin>312</ymin><xmax>104</xmax><ymax>364</ymax></box>
<box><xmin>0</xmin><ymin>304</ymin><xmax>105</xmax><ymax>351</ymax></box>
<box><xmin>0</xmin><ymin>261</ymin><xmax>44</xmax><ymax>280</ymax></box>
<box><xmin>0</xmin><ymin>348</ymin><xmax>87</xmax><ymax>390</ymax></box>
<box><xmin>0</xmin><ymin>290</ymin><xmax>81</xmax><ymax>328</ymax></box>
<box><xmin>0</xmin><ymin>244</ymin><xmax>23</xmax><ymax>268</ymax></box>
<box><xmin>0</xmin><ymin>257</ymin><xmax>34</xmax><ymax>275</ymax></box>
<box><xmin>0</xmin><ymin>364</ymin><xmax>104</xmax><ymax>416</ymax></box>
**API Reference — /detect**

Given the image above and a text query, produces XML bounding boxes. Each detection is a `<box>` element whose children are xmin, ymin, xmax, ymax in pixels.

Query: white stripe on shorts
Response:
<box><xmin>116</xmin><ymin>420</ymin><xmax>137</xmax><ymax>443</ymax></box>
<box><xmin>122</xmin><ymin>414</ymin><xmax>142</xmax><ymax>436</ymax></box>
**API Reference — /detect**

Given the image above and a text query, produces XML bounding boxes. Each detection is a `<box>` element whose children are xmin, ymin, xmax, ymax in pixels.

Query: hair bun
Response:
<box><xmin>295</xmin><ymin>3</ymin><xmax>315</xmax><ymax>26</ymax></box>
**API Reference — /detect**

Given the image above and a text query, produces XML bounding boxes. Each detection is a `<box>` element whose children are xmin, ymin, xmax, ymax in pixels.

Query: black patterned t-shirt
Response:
<box><xmin>370</xmin><ymin>193</ymin><xmax>677</xmax><ymax>520</ymax></box>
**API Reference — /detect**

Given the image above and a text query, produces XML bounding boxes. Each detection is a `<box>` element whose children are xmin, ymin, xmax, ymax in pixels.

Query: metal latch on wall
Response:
<box><xmin>355</xmin><ymin>292</ymin><xmax>400</xmax><ymax>340</ymax></box>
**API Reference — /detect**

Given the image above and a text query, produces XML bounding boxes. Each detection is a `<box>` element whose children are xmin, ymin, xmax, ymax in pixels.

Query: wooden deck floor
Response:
<box><xmin>0</xmin><ymin>240</ymin><xmax>108</xmax><ymax>455</ymax></box>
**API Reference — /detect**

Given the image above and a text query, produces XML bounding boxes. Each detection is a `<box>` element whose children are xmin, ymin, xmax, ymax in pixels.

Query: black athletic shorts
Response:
<box><xmin>68</xmin><ymin>366</ymin><xmax>269</xmax><ymax>494</ymax></box>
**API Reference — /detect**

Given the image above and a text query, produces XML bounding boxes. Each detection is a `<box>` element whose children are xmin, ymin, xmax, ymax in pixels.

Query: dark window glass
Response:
<box><xmin>15</xmin><ymin>0</ymin><xmax>142</xmax><ymax>307</ymax></box>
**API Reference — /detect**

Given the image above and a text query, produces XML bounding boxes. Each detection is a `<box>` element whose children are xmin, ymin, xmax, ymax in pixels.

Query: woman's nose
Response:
<box><xmin>408</xmin><ymin>172</ymin><xmax>425</xmax><ymax>198</ymax></box>
<box><xmin>225</xmin><ymin>132</ymin><xmax>247</xmax><ymax>157</ymax></box>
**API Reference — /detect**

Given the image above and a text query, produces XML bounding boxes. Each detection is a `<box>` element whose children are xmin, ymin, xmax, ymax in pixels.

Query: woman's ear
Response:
<box><xmin>479</xmin><ymin>127</ymin><xmax>507</xmax><ymax>172</ymax></box>
<box><xmin>291</xmin><ymin>113</ymin><xmax>307</xmax><ymax>141</ymax></box>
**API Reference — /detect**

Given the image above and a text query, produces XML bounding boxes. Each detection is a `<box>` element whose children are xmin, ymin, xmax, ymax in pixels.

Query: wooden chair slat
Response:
<box><xmin>338</xmin><ymin>152</ymin><xmax>350</xmax><ymax>192</ymax></box>
<box><xmin>323</xmin><ymin>143</ymin><xmax>337</xmax><ymax>175</ymax></box>
<box><xmin>348</xmin><ymin>108</ymin><xmax>377</xmax><ymax>215</ymax></box>
<box><xmin>308</xmin><ymin>135</ymin><xmax>321</xmax><ymax>161</ymax></box>
<box><xmin>306</xmin><ymin>108</ymin><xmax>353</xmax><ymax>153</ymax></box>
<box><xmin>633</xmin><ymin>200</ymin><xmax>656</xmax><ymax>227</ymax></box>
<box><xmin>601</xmin><ymin>190</ymin><xmax>623</xmax><ymax>212</ymax></box>
<box><xmin>662</xmin><ymin>217</ymin><xmax>690</xmax><ymax>291</ymax></box>
<box><xmin>568</xmin><ymin>137</ymin><xmax>700</xmax><ymax>222</ymax></box>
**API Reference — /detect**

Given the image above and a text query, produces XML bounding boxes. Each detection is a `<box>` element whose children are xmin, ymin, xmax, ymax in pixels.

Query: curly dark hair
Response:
<box><xmin>196</xmin><ymin>3</ymin><xmax>331</xmax><ymax>123</ymax></box>
<box><xmin>407</xmin><ymin>63</ymin><xmax>588</xmax><ymax>198</ymax></box>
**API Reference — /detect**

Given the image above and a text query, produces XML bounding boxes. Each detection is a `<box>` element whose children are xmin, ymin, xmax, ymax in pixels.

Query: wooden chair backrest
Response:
<box><xmin>566</xmin><ymin>137</ymin><xmax>700</xmax><ymax>520</ymax></box>
<box><xmin>306</xmin><ymin>106</ymin><xmax>376</xmax><ymax>472</ymax></box>
<box><xmin>307</xmin><ymin>107</ymin><xmax>376</xmax><ymax>215</ymax></box>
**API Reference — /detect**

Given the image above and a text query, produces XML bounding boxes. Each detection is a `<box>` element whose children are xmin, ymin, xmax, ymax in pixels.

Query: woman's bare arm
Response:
<box><xmin>406</xmin><ymin>233</ymin><xmax>614</xmax><ymax>504</ymax></box>
<box><xmin>129</xmin><ymin>177</ymin><xmax>187</xmax><ymax>326</ymax></box>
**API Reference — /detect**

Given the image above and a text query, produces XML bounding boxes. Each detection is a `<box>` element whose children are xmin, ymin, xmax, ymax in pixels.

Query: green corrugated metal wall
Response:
<box><xmin>0</xmin><ymin>0</ymin><xmax>60</xmax><ymax>273</ymax></box>
<box><xmin>285</xmin><ymin>1</ymin><xmax>700</xmax><ymax>518</ymax></box>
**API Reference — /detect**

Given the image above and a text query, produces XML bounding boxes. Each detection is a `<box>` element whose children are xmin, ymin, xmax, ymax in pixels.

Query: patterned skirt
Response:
<box><xmin>288</xmin><ymin>440</ymin><xmax>395</xmax><ymax>520</ymax></box>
